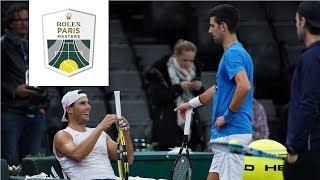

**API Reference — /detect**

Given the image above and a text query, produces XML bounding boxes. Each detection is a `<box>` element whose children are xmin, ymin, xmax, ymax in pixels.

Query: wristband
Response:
<box><xmin>223</xmin><ymin>107</ymin><xmax>235</xmax><ymax>121</ymax></box>
<box><xmin>188</xmin><ymin>96</ymin><xmax>203</xmax><ymax>108</ymax></box>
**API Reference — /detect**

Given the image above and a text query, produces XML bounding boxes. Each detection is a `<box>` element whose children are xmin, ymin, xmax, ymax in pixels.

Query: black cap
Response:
<box><xmin>297</xmin><ymin>1</ymin><xmax>320</xmax><ymax>28</ymax></box>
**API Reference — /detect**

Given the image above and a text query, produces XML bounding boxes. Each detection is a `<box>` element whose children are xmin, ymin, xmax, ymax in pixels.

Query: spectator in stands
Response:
<box><xmin>53</xmin><ymin>90</ymin><xmax>134</xmax><ymax>179</ymax></box>
<box><xmin>1</xmin><ymin>4</ymin><xmax>49</xmax><ymax>165</ymax></box>
<box><xmin>252</xmin><ymin>98</ymin><xmax>269</xmax><ymax>140</ymax></box>
<box><xmin>146</xmin><ymin>39</ymin><xmax>205</xmax><ymax>151</ymax></box>
<box><xmin>284</xmin><ymin>2</ymin><xmax>320</xmax><ymax>180</ymax></box>
<box><xmin>175</xmin><ymin>4</ymin><xmax>254</xmax><ymax>180</ymax></box>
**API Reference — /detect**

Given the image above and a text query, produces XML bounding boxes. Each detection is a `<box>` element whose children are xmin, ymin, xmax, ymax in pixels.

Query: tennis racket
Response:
<box><xmin>171</xmin><ymin>108</ymin><xmax>193</xmax><ymax>180</ymax></box>
<box><xmin>209</xmin><ymin>141</ymin><xmax>285</xmax><ymax>160</ymax></box>
<box><xmin>114</xmin><ymin>91</ymin><xmax>129</xmax><ymax>180</ymax></box>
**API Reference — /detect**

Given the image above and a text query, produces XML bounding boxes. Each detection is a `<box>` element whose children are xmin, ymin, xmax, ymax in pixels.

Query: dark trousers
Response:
<box><xmin>283</xmin><ymin>151</ymin><xmax>320</xmax><ymax>180</ymax></box>
<box><xmin>1</xmin><ymin>111</ymin><xmax>46</xmax><ymax>165</ymax></box>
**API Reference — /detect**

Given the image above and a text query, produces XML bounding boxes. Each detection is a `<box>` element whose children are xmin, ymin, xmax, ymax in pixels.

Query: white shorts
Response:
<box><xmin>209</xmin><ymin>134</ymin><xmax>252</xmax><ymax>180</ymax></box>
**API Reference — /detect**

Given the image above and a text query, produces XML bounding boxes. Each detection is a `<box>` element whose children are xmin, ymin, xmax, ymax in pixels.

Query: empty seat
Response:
<box><xmin>246</xmin><ymin>43</ymin><xmax>282</xmax><ymax>80</ymax></box>
<box><xmin>109</xmin><ymin>100</ymin><xmax>152</xmax><ymax>139</ymax></box>
<box><xmin>109</xmin><ymin>70</ymin><xmax>145</xmax><ymax>100</ymax></box>
<box><xmin>110</xmin><ymin>44</ymin><xmax>136</xmax><ymax>70</ymax></box>
<box><xmin>197</xmin><ymin>20</ymin><xmax>211</xmax><ymax>45</ymax></box>
<box><xmin>109</xmin><ymin>19</ymin><xmax>127</xmax><ymax>44</ymax></box>
<box><xmin>134</xmin><ymin>44</ymin><xmax>171</xmax><ymax>68</ymax></box>
<box><xmin>238</xmin><ymin>21</ymin><xmax>275</xmax><ymax>45</ymax></box>
<box><xmin>273</xmin><ymin>22</ymin><xmax>299</xmax><ymax>45</ymax></box>
<box><xmin>130</xmin><ymin>122</ymin><xmax>152</xmax><ymax>140</ymax></box>
<box><xmin>265</xmin><ymin>2</ymin><xmax>298</xmax><ymax>22</ymax></box>
<box><xmin>150</xmin><ymin>2</ymin><xmax>186</xmax><ymax>31</ymax></box>
<box><xmin>257</xmin><ymin>99</ymin><xmax>276</xmax><ymax>122</ymax></box>
<box><xmin>235</xmin><ymin>2</ymin><xmax>266</xmax><ymax>22</ymax></box>
<box><xmin>285</xmin><ymin>44</ymin><xmax>303</xmax><ymax>67</ymax></box>
<box><xmin>109</xmin><ymin>100</ymin><xmax>150</xmax><ymax>122</ymax></box>
<box><xmin>190</xmin><ymin>2</ymin><xmax>219</xmax><ymax>17</ymax></box>
<box><xmin>201</xmin><ymin>71</ymin><xmax>217</xmax><ymax>90</ymax></box>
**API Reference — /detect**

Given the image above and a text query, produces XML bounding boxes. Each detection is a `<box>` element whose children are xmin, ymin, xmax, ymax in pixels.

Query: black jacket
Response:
<box><xmin>1</xmin><ymin>30</ymin><xmax>48</xmax><ymax>115</ymax></box>
<box><xmin>287</xmin><ymin>41</ymin><xmax>320</xmax><ymax>153</ymax></box>
<box><xmin>145</xmin><ymin>55</ymin><xmax>205</xmax><ymax>150</ymax></box>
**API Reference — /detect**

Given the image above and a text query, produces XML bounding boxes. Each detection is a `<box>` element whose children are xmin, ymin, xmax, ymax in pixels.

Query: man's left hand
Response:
<box><xmin>215</xmin><ymin>116</ymin><xmax>227</xmax><ymax>130</ymax></box>
<box><xmin>286</xmin><ymin>153</ymin><xmax>298</xmax><ymax>164</ymax></box>
<box><xmin>119</xmin><ymin>118</ymin><xmax>130</xmax><ymax>131</ymax></box>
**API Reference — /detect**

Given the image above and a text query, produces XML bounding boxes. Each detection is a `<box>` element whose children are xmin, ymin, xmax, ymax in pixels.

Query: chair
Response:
<box><xmin>110</xmin><ymin>44</ymin><xmax>136</xmax><ymax>70</ymax></box>
<box><xmin>109</xmin><ymin>100</ymin><xmax>152</xmax><ymax>140</ymax></box>
<box><xmin>134</xmin><ymin>44</ymin><xmax>171</xmax><ymax>68</ymax></box>
<box><xmin>109</xmin><ymin>70</ymin><xmax>145</xmax><ymax>100</ymax></box>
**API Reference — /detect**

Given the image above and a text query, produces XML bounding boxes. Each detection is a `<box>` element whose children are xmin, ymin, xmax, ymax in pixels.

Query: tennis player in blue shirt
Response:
<box><xmin>175</xmin><ymin>4</ymin><xmax>253</xmax><ymax>180</ymax></box>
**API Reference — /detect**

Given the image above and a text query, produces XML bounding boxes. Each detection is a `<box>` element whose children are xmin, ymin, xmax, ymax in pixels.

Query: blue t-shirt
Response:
<box><xmin>211</xmin><ymin>42</ymin><xmax>254</xmax><ymax>139</ymax></box>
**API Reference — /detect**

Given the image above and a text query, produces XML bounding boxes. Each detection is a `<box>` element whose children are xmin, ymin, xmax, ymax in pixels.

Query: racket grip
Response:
<box><xmin>184</xmin><ymin>108</ymin><xmax>193</xmax><ymax>135</ymax></box>
<box><xmin>183</xmin><ymin>135</ymin><xmax>188</xmax><ymax>144</ymax></box>
<box><xmin>114</xmin><ymin>91</ymin><xmax>121</xmax><ymax>118</ymax></box>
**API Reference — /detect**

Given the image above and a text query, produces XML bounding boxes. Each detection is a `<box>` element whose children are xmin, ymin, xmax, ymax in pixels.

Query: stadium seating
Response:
<box><xmin>201</xmin><ymin>71</ymin><xmax>217</xmax><ymax>90</ymax></box>
<box><xmin>257</xmin><ymin>99</ymin><xmax>280</xmax><ymax>140</ymax></box>
<box><xmin>108</xmin><ymin>70</ymin><xmax>145</xmax><ymax>100</ymax></box>
<box><xmin>109</xmin><ymin>100</ymin><xmax>152</xmax><ymax>140</ymax></box>
<box><xmin>109</xmin><ymin>44</ymin><xmax>136</xmax><ymax>70</ymax></box>
<box><xmin>265</xmin><ymin>2</ymin><xmax>298</xmax><ymax>22</ymax></box>
<box><xmin>109</xmin><ymin>19</ymin><xmax>127</xmax><ymax>44</ymax></box>
<box><xmin>133</xmin><ymin>44</ymin><xmax>171</xmax><ymax>69</ymax></box>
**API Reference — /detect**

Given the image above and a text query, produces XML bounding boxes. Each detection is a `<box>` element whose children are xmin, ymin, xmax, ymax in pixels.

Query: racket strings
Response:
<box><xmin>172</xmin><ymin>156</ymin><xmax>191</xmax><ymax>180</ymax></box>
<box><xmin>117</xmin><ymin>128</ymin><xmax>129</xmax><ymax>180</ymax></box>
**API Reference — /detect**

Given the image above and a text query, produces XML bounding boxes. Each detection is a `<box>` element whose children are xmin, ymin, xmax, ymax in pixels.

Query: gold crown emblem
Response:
<box><xmin>65</xmin><ymin>12</ymin><xmax>72</xmax><ymax>20</ymax></box>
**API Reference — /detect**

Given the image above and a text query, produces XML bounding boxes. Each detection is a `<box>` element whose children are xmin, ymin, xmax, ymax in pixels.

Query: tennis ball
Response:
<box><xmin>243</xmin><ymin>139</ymin><xmax>287</xmax><ymax>180</ymax></box>
<box><xmin>59</xmin><ymin>59</ymin><xmax>78</xmax><ymax>74</ymax></box>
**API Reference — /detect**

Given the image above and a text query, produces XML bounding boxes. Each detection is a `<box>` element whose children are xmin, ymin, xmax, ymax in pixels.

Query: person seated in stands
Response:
<box><xmin>146</xmin><ymin>39</ymin><xmax>205</xmax><ymax>151</ymax></box>
<box><xmin>252</xmin><ymin>98</ymin><xmax>269</xmax><ymax>140</ymax></box>
<box><xmin>53</xmin><ymin>90</ymin><xmax>134</xmax><ymax>180</ymax></box>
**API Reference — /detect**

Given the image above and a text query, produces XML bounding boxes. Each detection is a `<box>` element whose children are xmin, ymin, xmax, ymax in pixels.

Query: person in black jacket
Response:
<box><xmin>1</xmin><ymin>4</ymin><xmax>48</xmax><ymax>165</ymax></box>
<box><xmin>284</xmin><ymin>2</ymin><xmax>320</xmax><ymax>180</ymax></box>
<box><xmin>146</xmin><ymin>39</ymin><xmax>205</xmax><ymax>151</ymax></box>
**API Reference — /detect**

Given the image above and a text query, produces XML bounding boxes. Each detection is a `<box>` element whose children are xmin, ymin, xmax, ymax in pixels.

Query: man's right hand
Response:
<box><xmin>97</xmin><ymin>114</ymin><xmax>120</xmax><ymax>131</ymax></box>
<box><xmin>15</xmin><ymin>84</ymin><xmax>38</xmax><ymax>98</ymax></box>
<box><xmin>174</xmin><ymin>102</ymin><xmax>192</xmax><ymax>120</ymax></box>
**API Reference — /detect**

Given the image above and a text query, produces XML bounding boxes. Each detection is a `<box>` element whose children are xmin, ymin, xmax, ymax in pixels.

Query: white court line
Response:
<box><xmin>68</xmin><ymin>42</ymin><xmax>70</xmax><ymax>59</ymax></box>
<box><xmin>72</xmin><ymin>40</ymin><xmax>86</xmax><ymax>66</ymax></box>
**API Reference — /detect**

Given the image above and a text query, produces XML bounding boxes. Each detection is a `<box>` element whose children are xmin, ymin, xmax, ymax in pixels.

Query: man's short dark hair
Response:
<box><xmin>5</xmin><ymin>4</ymin><xmax>28</xmax><ymax>25</ymax></box>
<box><xmin>208</xmin><ymin>4</ymin><xmax>240</xmax><ymax>33</ymax></box>
<box><xmin>298</xmin><ymin>14</ymin><xmax>320</xmax><ymax>35</ymax></box>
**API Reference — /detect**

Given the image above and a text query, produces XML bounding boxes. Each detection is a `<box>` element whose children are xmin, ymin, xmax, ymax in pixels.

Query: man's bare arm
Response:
<box><xmin>199</xmin><ymin>85</ymin><xmax>216</xmax><ymax>105</ymax></box>
<box><xmin>54</xmin><ymin>114</ymin><xmax>118</xmax><ymax>162</ymax></box>
<box><xmin>106</xmin><ymin>119</ymin><xmax>134</xmax><ymax>165</ymax></box>
<box><xmin>54</xmin><ymin>127</ymin><xmax>104</xmax><ymax>162</ymax></box>
<box><xmin>229</xmin><ymin>70</ymin><xmax>251</xmax><ymax>112</ymax></box>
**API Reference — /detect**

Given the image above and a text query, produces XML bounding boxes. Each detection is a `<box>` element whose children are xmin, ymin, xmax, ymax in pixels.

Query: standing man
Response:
<box><xmin>284</xmin><ymin>2</ymin><xmax>320</xmax><ymax>180</ymax></box>
<box><xmin>1</xmin><ymin>4</ymin><xmax>48</xmax><ymax>165</ymax></box>
<box><xmin>175</xmin><ymin>4</ymin><xmax>253</xmax><ymax>180</ymax></box>
<box><xmin>53</xmin><ymin>90</ymin><xmax>134</xmax><ymax>179</ymax></box>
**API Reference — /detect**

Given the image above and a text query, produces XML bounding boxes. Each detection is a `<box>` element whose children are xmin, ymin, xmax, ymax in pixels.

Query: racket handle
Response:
<box><xmin>114</xmin><ymin>91</ymin><xmax>121</xmax><ymax>118</ymax></box>
<box><xmin>184</xmin><ymin>108</ymin><xmax>193</xmax><ymax>135</ymax></box>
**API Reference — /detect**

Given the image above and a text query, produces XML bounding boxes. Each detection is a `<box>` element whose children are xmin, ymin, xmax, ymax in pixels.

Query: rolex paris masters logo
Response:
<box><xmin>42</xmin><ymin>9</ymin><xmax>95</xmax><ymax>76</ymax></box>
